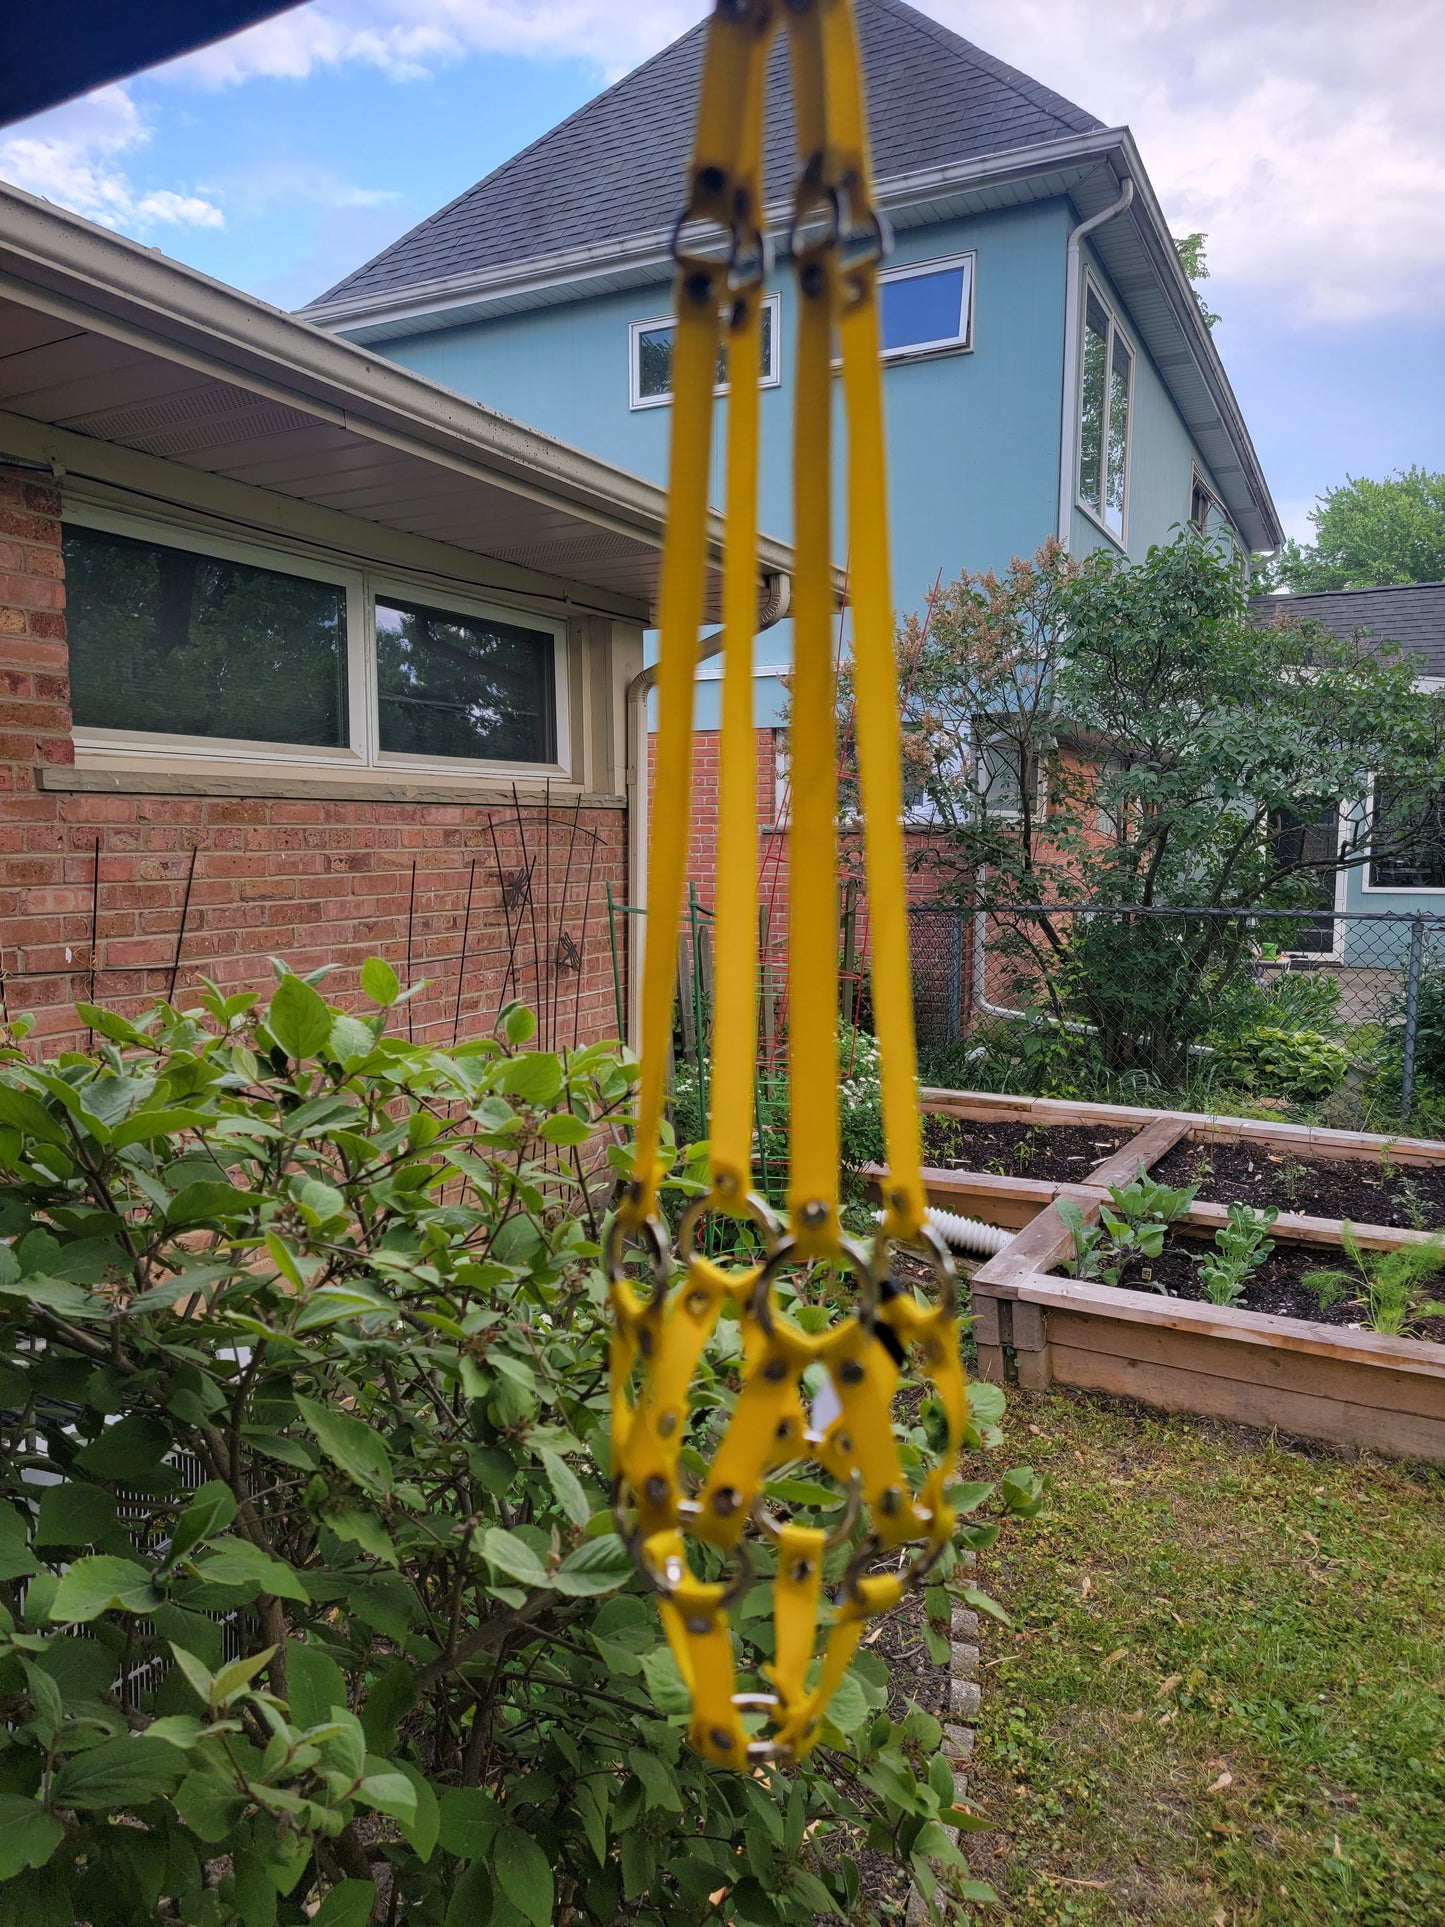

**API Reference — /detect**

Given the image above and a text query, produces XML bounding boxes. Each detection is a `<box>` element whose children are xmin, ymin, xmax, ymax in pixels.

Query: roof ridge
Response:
<box><xmin>1266</xmin><ymin>582</ymin><xmax>1445</xmax><ymax>599</ymax></box>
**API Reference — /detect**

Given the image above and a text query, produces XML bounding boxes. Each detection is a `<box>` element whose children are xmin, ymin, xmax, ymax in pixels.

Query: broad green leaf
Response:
<box><xmin>329</xmin><ymin>1015</ymin><xmax>375</xmax><ymax>1062</ymax></box>
<box><xmin>168</xmin><ymin>1480</ymin><xmax>238</xmax><ymax>1563</ymax></box>
<box><xmin>168</xmin><ymin>1644</ymin><xmax>217</xmax><ymax>1706</ymax></box>
<box><xmin>294</xmin><ymin>1396</ymin><xmax>393</xmax><ymax>1497</ymax></box>
<box><xmin>356</xmin><ymin>1772</ymin><xmax>417</xmax><ymax>1827</ymax></box>
<box><xmin>640</xmin><ymin>1646</ymin><xmax>690</xmax><ymax>1716</ymax></box>
<box><xmin>966</xmin><ymin>1380</ymin><xmax>1006</xmax><ymax>1428</ymax></box>
<box><xmin>328</xmin><ymin>1506</ymin><xmax>397</xmax><ymax>1567</ymax></box>
<box><xmin>174</xmin><ymin>1768</ymin><xmax>247</xmax><ymax>1843</ymax></box>
<box><xmin>823</xmin><ymin>1670</ymin><xmax>869</xmax><ymax>1734</ymax></box>
<box><xmin>359</xmin><ymin>957</ymin><xmax>400</xmax><ymax>1008</ymax></box>
<box><xmin>538</xmin><ymin>1448</ymin><xmax>589</xmax><ymax>1528</ymax></box>
<box><xmin>0</xmin><ymin>1274</ymin><xmax>94</xmax><ymax>1318</ymax></box>
<box><xmin>361</xmin><ymin>1658</ymin><xmax>416</xmax><ymax>1754</ymax></box>
<box><xmin>0</xmin><ymin>1085</ymin><xmax>65</xmax><ymax>1145</ymax></box>
<box><xmin>627</xmin><ymin>1747</ymin><xmax>683</xmax><ymax>1814</ymax></box>
<box><xmin>539</xmin><ymin>1113</ymin><xmax>590</xmax><ymax>1146</ymax></box>
<box><xmin>50</xmin><ymin>1555</ymin><xmax>160</xmax><ymax>1621</ymax></box>
<box><xmin>75</xmin><ymin>1414</ymin><xmax>171</xmax><ymax>1481</ymax></box>
<box><xmin>52</xmin><ymin>1736</ymin><xmax>184</xmax><ymax>1808</ymax></box>
<box><xmin>165</xmin><ymin>1181</ymin><xmax>252</xmax><ymax>1227</ymax></box>
<box><xmin>74</xmin><ymin>1004</ymin><xmax>144</xmax><ymax>1045</ymax></box>
<box><xmin>437</xmin><ymin>1787</ymin><xmax>502</xmax><ymax>1858</ymax></box>
<box><xmin>140</xmin><ymin>1715</ymin><xmax>208</xmax><ymax>1750</ymax></box>
<box><xmin>209</xmin><ymin>1646</ymin><xmax>278</xmax><ymax>1707</ymax></box>
<box><xmin>552</xmin><ymin>1534</ymin><xmax>631</xmax><ymax>1597</ymax></box>
<box><xmin>444</xmin><ymin>1859</ymin><xmax>495</xmax><ymax>1927</ymax></box>
<box><xmin>110</xmin><ymin>1109</ymin><xmax>210</xmax><ymax>1149</ymax></box>
<box><xmin>498</xmin><ymin>1054</ymin><xmax>563</xmax><ymax>1106</ymax></box>
<box><xmin>478</xmin><ymin>1527</ymin><xmax>547</xmax><ymax>1588</ymax></box>
<box><xmin>0</xmin><ymin>1506</ymin><xmax>37</xmax><ymax>1582</ymax></box>
<box><xmin>34</xmin><ymin>1483</ymin><xmax>117</xmax><ymax>1549</ymax></box>
<box><xmin>0</xmin><ymin>1798</ymin><xmax>63</xmax><ymax>1880</ymax></box>
<box><xmin>268</xmin><ymin>973</ymin><xmax>334</xmax><ymax>1061</ymax></box>
<box><xmin>194</xmin><ymin>1539</ymin><xmax>309</xmax><ymax>1604</ymax></box>
<box><xmin>311</xmin><ymin>1881</ymin><xmax>376</xmax><ymax>1927</ymax></box>
<box><xmin>501</xmin><ymin>1003</ymin><xmax>536</xmax><ymax>1045</ymax></box>
<box><xmin>493</xmin><ymin>1826</ymin><xmax>553</xmax><ymax>1927</ymax></box>
<box><xmin>394</xmin><ymin>1761</ymin><xmax>439</xmax><ymax>1861</ymax></box>
<box><xmin>287</xmin><ymin>1641</ymin><xmax>348</xmax><ymax>1732</ymax></box>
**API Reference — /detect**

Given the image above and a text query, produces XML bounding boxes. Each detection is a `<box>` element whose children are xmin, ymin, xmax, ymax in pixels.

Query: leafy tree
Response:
<box><xmin>0</xmin><ymin>964</ymin><xmax>1033</xmax><ymax>1924</ymax></box>
<box><xmin>1172</xmin><ymin>231</ymin><xmax>1219</xmax><ymax>329</ymax></box>
<box><xmin>882</xmin><ymin>532</ymin><xmax>1445</xmax><ymax>1075</ymax></box>
<box><xmin>1273</xmin><ymin>467</ymin><xmax>1445</xmax><ymax>591</ymax></box>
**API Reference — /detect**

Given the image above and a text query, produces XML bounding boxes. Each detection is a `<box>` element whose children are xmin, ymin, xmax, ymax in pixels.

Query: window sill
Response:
<box><xmin>1073</xmin><ymin>498</ymin><xmax>1127</xmax><ymax>551</ymax></box>
<box><xmin>41</xmin><ymin>765</ymin><xmax>623</xmax><ymax>810</ymax></box>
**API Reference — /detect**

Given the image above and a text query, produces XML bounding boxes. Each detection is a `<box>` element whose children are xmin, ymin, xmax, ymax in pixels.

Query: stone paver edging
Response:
<box><xmin>905</xmin><ymin>1579</ymin><xmax>981</xmax><ymax>1924</ymax></box>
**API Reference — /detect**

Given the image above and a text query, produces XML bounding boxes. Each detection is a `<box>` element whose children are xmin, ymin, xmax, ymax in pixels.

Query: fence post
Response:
<box><xmin>1402</xmin><ymin>916</ymin><xmax>1425</xmax><ymax>1117</ymax></box>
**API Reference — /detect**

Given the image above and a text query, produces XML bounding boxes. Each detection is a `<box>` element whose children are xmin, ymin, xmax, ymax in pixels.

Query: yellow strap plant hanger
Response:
<box><xmin>608</xmin><ymin>0</ymin><xmax>969</xmax><ymax>1770</ymax></box>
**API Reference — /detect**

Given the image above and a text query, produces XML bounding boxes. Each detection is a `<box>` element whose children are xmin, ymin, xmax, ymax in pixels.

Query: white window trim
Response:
<box><xmin>63</xmin><ymin>498</ymin><xmax>571</xmax><ymax>787</ymax></box>
<box><xmin>1359</xmin><ymin>774</ymin><xmax>1445</xmax><ymax>896</ymax></box>
<box><xmin>628</xmin><ymin>292</ymin><xmax>782</xmax><ymax>411</ymax></box>
<box><xmin>877</xmin><ymin>249</ymin><xmax>976</xmax><ymax>362</ymax></box>
<box><xmin>1074</xmin><ymin>273</ymin><xmax>1134</xmax><ymax>550</ymax></box>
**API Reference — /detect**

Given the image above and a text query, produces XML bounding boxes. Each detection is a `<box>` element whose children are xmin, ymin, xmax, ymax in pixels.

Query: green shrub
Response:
<box><xmin>1214</xmin><ymin>1025</ymin><xmax>1350</xmax><ymax>1100</ymax></box>
<box><xmin>0</xmin><ymin>967</ymin><xmax>1028</xmax><ymax>1925</ymax></box>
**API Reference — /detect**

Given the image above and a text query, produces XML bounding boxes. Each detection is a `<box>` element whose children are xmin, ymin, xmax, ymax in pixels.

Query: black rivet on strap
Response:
<box><xmin>761</xmin><ymin>1356</ymin><xmax>788</xmax><ymax>1382</ymax></box>
<box><xmin>697</xmin><ymin>164</ymin><xmax>726</xmax><ymax>196</ymax></box>
<box><xmin>644</xmin><ymin>1474</ymin><xmax>668</xmax><ymax>1505</ymax></box>
<box><xmin>839</xmin><ymin>1358</ymin><xmax>865</xmax><ymax>1386</ymax></box>
<box><xmin>712</xmin><ymin>1486</ymin><xmax>741</xmax><ymax>1517</ymax></box>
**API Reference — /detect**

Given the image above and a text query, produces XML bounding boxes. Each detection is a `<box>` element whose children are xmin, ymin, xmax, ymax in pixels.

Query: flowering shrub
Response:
<box><xmin>0</xmin><ymin>966</ymin><xmax>1035</xmax><ymax>1925</ymax></box>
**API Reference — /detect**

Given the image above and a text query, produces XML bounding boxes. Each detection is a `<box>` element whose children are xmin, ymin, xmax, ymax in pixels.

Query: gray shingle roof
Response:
<box><xmin>316</xmin><ymin>0</ymin><xmax>1100</xmax><ymax>306</ymax></box>
<box><xmin>1252</xmin><ymin>583</ymin><xmax>1445</xmax><ymax>678</ymax></box>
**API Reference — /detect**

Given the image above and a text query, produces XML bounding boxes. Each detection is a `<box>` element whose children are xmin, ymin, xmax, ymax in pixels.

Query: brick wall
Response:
<box><xmin>0</xmin><ymin>468</ymin><xmax>627</xmax><ymax>1055</ymax></box>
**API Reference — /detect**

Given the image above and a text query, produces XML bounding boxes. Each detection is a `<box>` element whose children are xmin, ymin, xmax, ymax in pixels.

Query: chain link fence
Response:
<box><xmin>909</xmin><ymin>903</ymin><xmax>1445</xmax><ymax>1123</ymax></box>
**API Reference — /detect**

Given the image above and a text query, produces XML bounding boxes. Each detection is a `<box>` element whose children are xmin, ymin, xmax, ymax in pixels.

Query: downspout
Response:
<box><xmin>623</xmin><ymin>572</ymin><xmax>792</xmax><ymax>1050</ymax></box>
<box><xmin>1056</xmin><ymin>175</ymin><xmax>1134</xmax><ymax>547</ymax></box>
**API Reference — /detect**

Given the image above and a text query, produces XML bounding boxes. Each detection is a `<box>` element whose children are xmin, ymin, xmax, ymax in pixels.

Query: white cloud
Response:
<box><xmin>0</xmin><ymin>85</ymin><xmax>224</xmax><ymax>231</ymax></box>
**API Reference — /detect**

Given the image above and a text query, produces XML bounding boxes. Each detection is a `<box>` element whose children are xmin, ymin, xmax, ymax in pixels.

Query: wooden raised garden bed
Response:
<box><xmin>872</xmin><ymin>1090</ymin><xmax>1445</xmax><ymax>1462</ymax></box>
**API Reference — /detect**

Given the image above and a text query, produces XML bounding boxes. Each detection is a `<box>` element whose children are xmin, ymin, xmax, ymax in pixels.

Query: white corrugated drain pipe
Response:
<box><xmin>876</xmin><ymin>1207</ymin><xmax>1015</xmax><ymax>1258</ymax></box>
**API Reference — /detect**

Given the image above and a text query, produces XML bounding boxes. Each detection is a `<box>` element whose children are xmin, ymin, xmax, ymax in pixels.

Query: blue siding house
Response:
<box><xmin>301</xmin><ymin>0</ymin><xmax>1283</xmax><ymax>736</ymax></box>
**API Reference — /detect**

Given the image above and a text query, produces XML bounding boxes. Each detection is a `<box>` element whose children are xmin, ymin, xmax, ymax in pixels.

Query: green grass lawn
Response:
<box><xmin>963</xmin><ymin>1389</ymin><xmax>1445</xmax><ymax>1926</ymax></box>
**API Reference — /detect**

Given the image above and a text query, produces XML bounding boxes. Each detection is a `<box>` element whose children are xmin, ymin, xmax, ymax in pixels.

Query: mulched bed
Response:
<box><xmin>1149</xmin><ymin>1136</ymin><xmax>1445</xmax><ymax>1230</ymax></box>
<box><xmin>921</xmin><ymin>1116</ymin><xmax>1135</xmax><ymax>1184</ymax></box>
<box><xmin>1056</xmin><ymin>1229</ymin><xmax>1445</xmax><ymax>1346</ymax></box>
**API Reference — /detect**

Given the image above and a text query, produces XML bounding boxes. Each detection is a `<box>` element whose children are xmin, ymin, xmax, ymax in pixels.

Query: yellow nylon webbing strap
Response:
<box><xmin>824</xmin><ymin>0</ymin><xmax>925</xmax><ymax>1241</ymax></box>
<box><xmin>625</xmin><ymin>3</ymin><xmax>774</xmax><ymax>1226</ymax></box>
<box><xmin>706</xmin><ymin>10</ymin><xmax>773</xmax><ymax>1200</ymax></box>
<box><xmin>766</xmin><ymin>1521</ymin><xmax>826</xmax><ymax>1706</ymax></box>
<box><xmin>783</xmin><ymin>1</ymin><xmax>842</xmax><ymax>1251</ymax></box>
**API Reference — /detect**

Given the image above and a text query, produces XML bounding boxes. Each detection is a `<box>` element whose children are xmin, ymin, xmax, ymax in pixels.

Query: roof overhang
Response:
<box><xmin>0</xmin><ymin>182</ymin><xmax>808</xmax><ymax>622</ymax></box>
<box><xmin>302</xmin><ymin>126</ymin><xmax>1280</xmax><ymax>556</ymax></box>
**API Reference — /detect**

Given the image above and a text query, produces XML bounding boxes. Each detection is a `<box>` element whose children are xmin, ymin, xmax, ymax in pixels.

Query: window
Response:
<box><xmin>878</xmin><ymin>253</ymin><xmax>974</xmax><ymax>358</ymax></box>
<box><xmin>629</xmin><ymin>293</ymin><xmax>780</xmax><ymax>409</ymax></box>
<box><xmin>376</xmin><ymin>597</ymin><xmax>557</xmax><ymax>765</ymax></box>
<box><xmin>63</xmin><ymin>507</ymin><xmax>567</xmax><ymax>776</ymax></box>
<box><xmin>1077</xmin><ymin>282</ymin><xmax>1133</xmax><ymax>540</ymax></box>
<box><xmin>1370</xmin><ymin>780</ymin><xmax>1445</xmax><ymax>889</ymax></box>
<box><xmin>1271</xmin><ymin>803</ymin><xmax>1343</xmax><ymax>950</ymax></box>
<box><xmin>1190</xmin><ymin>472</ymin><xmax>1216</xmax><ymax>535</ymax></box>
<box><xmin>65</xmin><ymin>522</ymin><xmax>348</xmax><ymax>748</ymax></box>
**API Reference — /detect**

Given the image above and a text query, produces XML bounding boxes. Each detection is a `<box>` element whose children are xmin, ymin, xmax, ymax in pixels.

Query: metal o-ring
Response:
<box><xmin>751</xmin><ymin>1468</ymin><xmax>862</xmax><ymax>1553</ymax></box>
<box><xmin>605</xmin><ymin>1210</ymin><xmax>672</xmax><ymax>1311</ymax></box>
<box><xmin>676</xmin><ymin>1188</ymin><xmax>782</xmax><ymax>1263</ymax></box>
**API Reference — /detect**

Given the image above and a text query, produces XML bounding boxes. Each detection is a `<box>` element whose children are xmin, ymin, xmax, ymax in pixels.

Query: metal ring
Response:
<box><xmin>748</xmin><ymin>1231</ymin><xmax>879</xmax><ymax>1339</ymax></box>
<box><xmin>605</xmin><ymin>1209</ymin><xmax>672</xmax><ymax>1310</ymax></box>
<box><xmin>914</xmin><ymin>1218</ymin><xmax>960</xmax><ymax>1320</ymax></box>
<box><xmin>788</xmin><ymin>165</ymin><xmax>841</xmax><ymax>265</ymax></box>
<box><xmin>676</xmin><ymin>1187</ymin><xmax>781</xmax><ymax>1263</ymax></box>
<box><xmin>631</xmin><ymin>1529</ymin><xmax>755</xmax><ymax>1609</ymax></box>
<box><xmin>751</xmin><ymin>1467</ymin><xmax>862</xmax><ymax>1552</ymax></box>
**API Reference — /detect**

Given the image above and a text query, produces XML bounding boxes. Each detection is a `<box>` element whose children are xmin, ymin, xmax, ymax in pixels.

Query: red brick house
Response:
<box><xmin>0</xmin><ymin>184</ymin><xmax>796</xmax><ymax>1052</ymax></box>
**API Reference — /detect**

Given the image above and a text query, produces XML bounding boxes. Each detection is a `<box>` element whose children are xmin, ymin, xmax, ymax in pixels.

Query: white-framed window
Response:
<box><xmin>628</xmin><ymin>292</ymin><xmax>782</xmax><ymax>410</ymax></box>
<box><xmin>1365</xmin><ymin>776</ymin><xmax>1445</xmax><ymax>892</ymax></box>
<box><xmin>62</xmin><ymin>500</ymin><xmax>569</xmax><ymax>780</ymax></box>
<box><xmin>878</xmin><ymin>251</ymin><xmax>974</xmax><ymax>359</ymax></box>
<box><xmin>1077</xmin><ymin>278</ymin><xmax>1134</xmax><ymax>543</ymax></box>
<box><xmin>1190</xmin><ymin>468</ymin><xmax>1220</xmax><ymax>536</ymax></box>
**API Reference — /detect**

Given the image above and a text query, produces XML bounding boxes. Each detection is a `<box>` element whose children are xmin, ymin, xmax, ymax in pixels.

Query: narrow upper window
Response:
<box><xmin>1077</xmin><ymin>283</ymin><xmax>1133</xmax><ymax>541</ymax></box>
<box><xmin>629</xmin><ymin>293</ymin><xmax>780</xmax><ymax>409</ymax></box>
<box><xmin>878</xmin><ymin>253</ymin><xmax>974</xmax><ymax>358</ymax></box>
<box><xmin>375</xmin><ymin>596</ymin><xmax>557</xmax><ymax>765</ymax></box>
<box><xmin>1191</xmin><ymin>474</ymin><xmax>1215</xmax><ymax>535</ymax></box>
<box><xmin>1370</xmin><ymin>780</ymin><xmax>1445</xmax><ymax>890</ymax></box>
<box><xmin>63</xmin><ymin>521</ymin><xmax>348</xmax><ymax>748</ymax></box>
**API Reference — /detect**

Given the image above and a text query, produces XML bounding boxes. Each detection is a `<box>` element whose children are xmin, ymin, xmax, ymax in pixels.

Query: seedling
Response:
<box><xmin>1196</xmin><ymin>1203</ymin><xmax>1277</xmax><ymax>1307</ymax></box>
<box><xmin>1058</xmin><ymin>1167</ymin><xmax>1197</xmax><ymax>1293</ymax></box>
<box><xmin>1304</xmin><ymin>1226</ymin><xmax>1445</xmax><ymax>1338</ymax></box>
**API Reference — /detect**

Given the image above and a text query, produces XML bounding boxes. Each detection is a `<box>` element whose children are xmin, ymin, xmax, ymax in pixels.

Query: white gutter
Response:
<box><xmin>1056</xmin><ymin>175</ymin><xmax>1134</xmax><ymax>547</ymax></box>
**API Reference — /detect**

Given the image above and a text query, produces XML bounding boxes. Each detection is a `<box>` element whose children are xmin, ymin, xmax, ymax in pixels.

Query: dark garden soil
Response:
<box><xmin>1149</xmin><ymin>1136</ymin><xmax>1445</xmax><ymax>1230</ymax></box>
<box><xmin>1055</xmin><ymin>1229</ymin><xmax>1445</xmax><ymax>1346</ymax></box>
<box><xmin>921</xmin><ymin>1116</ymin><xmax>1135</xmax><ymax>1184</ymax></box>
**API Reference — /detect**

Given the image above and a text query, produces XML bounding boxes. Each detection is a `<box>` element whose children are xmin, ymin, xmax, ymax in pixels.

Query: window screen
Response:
<box><xmin>1077</xmin><ymin>286</ymin><xmax>1132</xmax><ymax>538</ymax></box>
<box><xmin>64</xmin><ymin>522</ymin><xmax>348</xmax><ymax>746</ymax></box>
<box><xmin>375</xmin><ymin>597</ymin><xmax>557</xmax><ymax>764</ymax></box>
<box><xmin>880</xmin><ymin>262</ymin><xmax>970</xmax><ymax>354</ymax></box>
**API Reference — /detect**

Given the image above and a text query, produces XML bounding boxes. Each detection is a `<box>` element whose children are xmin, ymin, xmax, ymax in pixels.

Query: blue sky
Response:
<box><xmin>2</xmin><ymin>0</ymin><xmax>1441</xmax><ymax>550</ymax></box>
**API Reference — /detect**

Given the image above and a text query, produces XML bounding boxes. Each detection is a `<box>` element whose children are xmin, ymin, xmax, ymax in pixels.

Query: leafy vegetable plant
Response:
<box><xmin>0</xmin><ymin>964</ymin><xmax>1038</xmax><ymax>1925</ymax></box>
<box><xmin>1196</xmin><ymin>1203</ymin><xmax>1278</xmax><ymax>1307</ymax></box>
<box><xmin>1058</xmin><ymin>1168</ymin><xmax>1197</xmax><ymax>1292</ymax></box>
<box><xmin>1303</xmin><ymin>1225</ymin><xmax>1445</xmax><ymax>1338</ymax></box>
